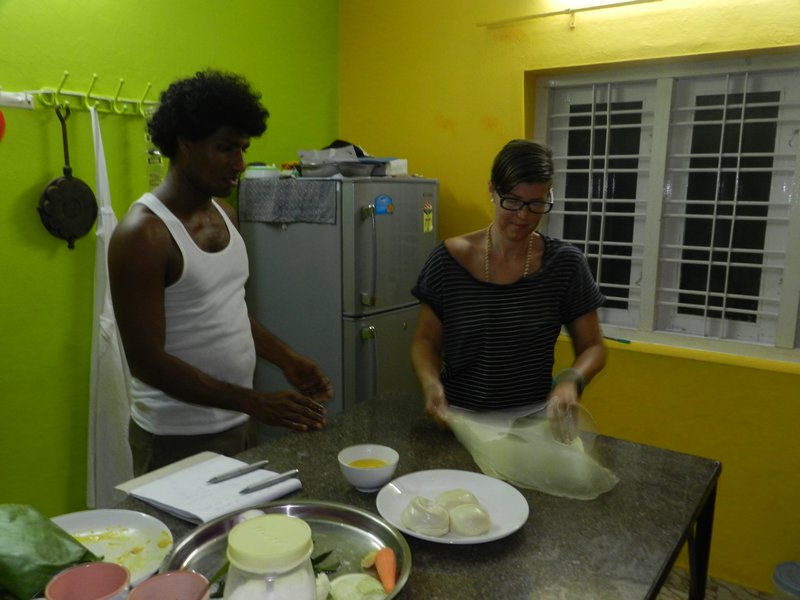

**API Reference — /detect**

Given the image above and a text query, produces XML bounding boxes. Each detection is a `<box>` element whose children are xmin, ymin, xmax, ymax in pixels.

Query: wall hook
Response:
<box><xmin>83</xmin><ymin>73</ymin><xmax>99</xmax><ymax>110</ymax></box>
<box><xmin>138</xmin><ymin>82</ymin><xmax>152</xmax><ymax>117</ymax></box>
<box><xmin>39</xmin><ymin>70</ymin><xmax>69</xmax><ymax>107</ymax></box>
<box><xmin>112</xmin><ymin>78</ymin><xmax>127</xmax><ymax>114</ymax></box>
<box><xmin>37</xmin><ymin>90</ymin><xmax>55</xmax><ymax>107</ymax></box>
<box><xmin>55</xmin><ymin>70</ymin><xmax>70</xmax><ymax>108</ymax></box>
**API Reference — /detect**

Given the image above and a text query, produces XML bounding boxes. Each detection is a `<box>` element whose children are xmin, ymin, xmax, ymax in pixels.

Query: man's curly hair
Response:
<box><xmin>147</xmin><ymin>70</ymin><xmax>269</xmax><ymax>159</ymax></box>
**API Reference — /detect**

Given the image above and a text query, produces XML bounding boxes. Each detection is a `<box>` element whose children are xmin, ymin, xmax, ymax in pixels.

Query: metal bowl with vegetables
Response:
<box><xmin>163</xmin><ymin>500</ymin><xmax>411</xmax><ymax>599</ymax></box>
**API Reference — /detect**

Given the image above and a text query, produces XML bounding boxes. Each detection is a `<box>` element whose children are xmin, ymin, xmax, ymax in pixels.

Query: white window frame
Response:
<box><xmin>533</xmin><ymin>52</ymin><xmax>800</xmax><ymax>361</ymax></box>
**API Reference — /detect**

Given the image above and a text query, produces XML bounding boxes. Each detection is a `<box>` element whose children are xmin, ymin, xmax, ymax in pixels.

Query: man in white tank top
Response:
<box><xmin>109</xmin><ymin>71</ymin><xmax>332</xmax><ymax>475</ymax></box>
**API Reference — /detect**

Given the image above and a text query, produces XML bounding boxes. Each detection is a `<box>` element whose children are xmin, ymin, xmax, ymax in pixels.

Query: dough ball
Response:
<box><xmin>448</xmin><ymin>503</ymin><xmax>491</xmax><ymax>536</ymax></box>
<box><xmin>401</xmin><ymin>496</ymin><xmax>449</xmax><ymax>537</ymax></box>
<box><xmin>435</xmin><ymin>488</ymin><xmax>480</xmax><ymax>511</ymax></box>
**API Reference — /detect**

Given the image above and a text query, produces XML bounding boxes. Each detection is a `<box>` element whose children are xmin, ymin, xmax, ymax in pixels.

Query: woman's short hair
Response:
<box><xmin>147</xmin><ymin>69</ymin><xmax>269</xmax><ymax>158</ymax></box>
<box><xmin>490</xmin><ymin>139</ymin><xmax>554</xmax><ymax>195</ymax></box>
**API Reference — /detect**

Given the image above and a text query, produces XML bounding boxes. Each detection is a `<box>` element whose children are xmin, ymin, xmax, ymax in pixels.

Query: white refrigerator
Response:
<box><xmin>238</xmin><ymin>177</ymin><xmax>438</xmax><ymax>418</ymax></box>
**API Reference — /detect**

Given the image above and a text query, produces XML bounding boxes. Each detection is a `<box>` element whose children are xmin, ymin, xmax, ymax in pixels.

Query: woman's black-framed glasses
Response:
<box><xmin>498</xmin><ymin>189</ymin><xmax>554</xmax><ymax>214</ymax></box>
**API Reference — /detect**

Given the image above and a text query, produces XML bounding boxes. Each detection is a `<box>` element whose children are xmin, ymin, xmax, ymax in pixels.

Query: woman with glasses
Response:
<box><xmin>411</xmin><ymin>139</ymin><xmax>607</xmax><ymax>429</ymax></box>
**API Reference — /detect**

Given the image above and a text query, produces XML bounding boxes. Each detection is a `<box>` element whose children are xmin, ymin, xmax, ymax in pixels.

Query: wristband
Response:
<box><xmin>551</xmin><ymin>368</ymin><xmax>585</xmax><ymax>395</ymax></box>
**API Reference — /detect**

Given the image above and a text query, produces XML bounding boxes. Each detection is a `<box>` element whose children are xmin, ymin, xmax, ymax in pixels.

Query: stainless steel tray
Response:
<box><xmin>164</xmin><ymin>500</ymin><xmax>411</xmax><ymax>598</ymax></box>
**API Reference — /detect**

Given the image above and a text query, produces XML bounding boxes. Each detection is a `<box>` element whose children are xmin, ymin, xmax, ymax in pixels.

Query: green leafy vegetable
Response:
<box><xmin>0</xmin><ymin>504</ymin><xmax>99</xmax><ymax>600</ymax></box>
<box><xmin>312</xmin><ymin>549</ymin><xmax>334</xmax><ymax>565</ymax></box>
<box><xmin>205</xmin><ymin>559</ymin><xmax>229</xmax><ymax>598</ymax></box>
<box><xmin>312</xmin><ymin>548</ymin><xmax>340</xmax><ymax>574</ymax></box>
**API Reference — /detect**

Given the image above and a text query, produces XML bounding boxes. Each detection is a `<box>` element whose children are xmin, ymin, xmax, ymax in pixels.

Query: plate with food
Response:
<box><xmin>51</xmin><ymin>509</ymin><xmax>173</xmax><ymax>585</ymax></box>
<box><xmin>376</xmin><ymin>469</ymin><xmax>529</xmax><ymax>545</ymax></box>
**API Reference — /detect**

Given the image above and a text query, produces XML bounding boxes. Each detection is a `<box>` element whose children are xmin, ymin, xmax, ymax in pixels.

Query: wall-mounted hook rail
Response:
<box><xmin>1</xmin><ymin>72</ymin><xmax>158</xmax><ymax>116</ymax></box>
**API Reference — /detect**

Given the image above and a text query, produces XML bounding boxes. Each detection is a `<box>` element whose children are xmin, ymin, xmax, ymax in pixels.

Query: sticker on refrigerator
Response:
<box><xmin>374</xmin><ymin>194</ymin><xmax>394</xmax><ymax>215</ymax></box>
<box><xmin>423</xmin><ymin>201</ymin><xmax>433</xmax><ymax>233</ymax></box>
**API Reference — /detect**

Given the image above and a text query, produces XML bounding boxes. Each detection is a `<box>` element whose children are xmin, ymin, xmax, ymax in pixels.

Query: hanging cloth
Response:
<box><xmin>87</xmin><ymin>106</ymin><xmax>133</xmax><ymax>507</ymax></box>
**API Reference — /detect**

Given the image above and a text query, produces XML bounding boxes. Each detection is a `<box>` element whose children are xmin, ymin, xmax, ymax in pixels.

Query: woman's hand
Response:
<box><xmin>422</xmin><ymin>380</ymin><xmax>450</xmax><ymax>427</ymax></box>
<box><xmin>411</xmin><ymin>304</ymin><xmax>449</xmax><ymax>427</ymax></box>
<box><xmin>547</xmin><ymin>381</ymin><xmax>581</xmax><ymax>443</ymax></box>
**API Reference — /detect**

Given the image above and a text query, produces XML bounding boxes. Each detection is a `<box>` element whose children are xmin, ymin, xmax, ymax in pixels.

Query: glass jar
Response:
<box><xmin>223</xmin><ymin>514</ymin><xmax>316</xmax><ymax>600</ymax></box>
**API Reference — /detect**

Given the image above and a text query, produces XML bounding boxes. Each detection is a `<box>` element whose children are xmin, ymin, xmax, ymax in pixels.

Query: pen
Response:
<box><xmin>206</xmin><ymin>459</ymin><xmax>270</xmax><ymax>484</ymax></box>
<box><xmin>239</xmin><ymin>469</ymin><xmax>300</xmax><ymax>495</ymax></box>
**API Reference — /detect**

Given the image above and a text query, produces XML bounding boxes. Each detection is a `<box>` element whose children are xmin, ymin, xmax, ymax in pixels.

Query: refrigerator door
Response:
<box><xmin>342</xmin><ymin>305</ymin><xmax>421</xmax><ymax>408</ymax></box>
<box><xmin>241</xmin><ymin>218</ymin><xmax>345</xmax><ymax>417</ymax></box>
<box><xmin>341</xmin><ymin>179</ymin><xmax>438</xmax><ymax>316</ymax></box>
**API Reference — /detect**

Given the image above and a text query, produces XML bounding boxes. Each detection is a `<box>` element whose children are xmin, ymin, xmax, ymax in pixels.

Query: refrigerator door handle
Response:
<box><xmin>360</xmin><ymin>325</ymin><xmax>378</xmax><ymax>401</ymax></box>
<box><xmin>359</xmin><ymin>204</ymin><xmax>377</xmax><ymax>307</ymax></box>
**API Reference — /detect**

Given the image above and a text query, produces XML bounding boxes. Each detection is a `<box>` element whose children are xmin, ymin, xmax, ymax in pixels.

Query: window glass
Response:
<box><xmin>537</xmin><ymin>59</ymin><xmax>800</xmax><ymax>355</ymax></box>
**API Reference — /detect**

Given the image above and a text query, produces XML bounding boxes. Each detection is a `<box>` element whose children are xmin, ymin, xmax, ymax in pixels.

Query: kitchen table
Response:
<box><xmin>119</xmin><ymin>392</ymin><xmax>721</xmax><ymax>599</ymax></box>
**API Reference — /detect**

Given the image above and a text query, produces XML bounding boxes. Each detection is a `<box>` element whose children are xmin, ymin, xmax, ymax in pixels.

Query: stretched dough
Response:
<box><xmin>446</xmin><ymin>408</ymin><xmax>618</xmax><ymax>500</ymax></box>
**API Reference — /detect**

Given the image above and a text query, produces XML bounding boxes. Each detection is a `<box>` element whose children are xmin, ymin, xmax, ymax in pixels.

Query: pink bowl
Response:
<box><xmin>127</xmin><ymin>570</ymin><xmax>210</xmax><ymax>600</ymax></box>
<box><xmin>45</xmin><ymin>562</ymin><xmax>130</xmax><ymax>600</ymax></box>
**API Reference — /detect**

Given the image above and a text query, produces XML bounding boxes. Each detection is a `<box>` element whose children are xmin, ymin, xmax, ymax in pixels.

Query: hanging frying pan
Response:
<box><xmin>38</xmin><ymin>105</ymin><xmax>97</xmax><ymax>249</ymax></box>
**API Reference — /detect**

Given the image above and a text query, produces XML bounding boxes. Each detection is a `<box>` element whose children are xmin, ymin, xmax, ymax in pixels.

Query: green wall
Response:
<box><xmin>0</xmin><ymin>0</ymin><xmax>339</xmax><ymax>516</ymax></box>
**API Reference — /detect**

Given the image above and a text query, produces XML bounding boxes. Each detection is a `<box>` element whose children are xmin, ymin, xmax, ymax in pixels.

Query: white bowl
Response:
<box><xmin>337</xmin><ymin>444</ymin><xmax>399</xmax><ymax>493</ymax></box>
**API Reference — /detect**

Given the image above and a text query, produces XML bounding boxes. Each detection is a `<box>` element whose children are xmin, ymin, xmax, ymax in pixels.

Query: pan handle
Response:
<box><xmin>55</xmin><ymin>105</ymin><xmax>72</xmax><ymax>177</ymax></box>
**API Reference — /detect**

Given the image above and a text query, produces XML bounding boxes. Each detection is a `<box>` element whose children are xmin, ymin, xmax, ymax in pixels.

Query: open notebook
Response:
<box><xmin>116</xmin><ymin>452</ymin><xmax>301</xmax><ymax>523</ymax></box>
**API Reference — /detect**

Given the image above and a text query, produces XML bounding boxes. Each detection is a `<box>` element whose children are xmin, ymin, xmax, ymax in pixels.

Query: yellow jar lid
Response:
<box><xmin>227</xmin><ymin>515</ymin><xmax>313</xmax><ymax>575</ymax></box>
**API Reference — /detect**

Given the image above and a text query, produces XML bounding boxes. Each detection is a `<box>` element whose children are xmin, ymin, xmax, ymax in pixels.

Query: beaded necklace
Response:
<box><xmin>484</xmin><ymin>223</ymin><xmax>534</xmax><ymax>283</ymax></box>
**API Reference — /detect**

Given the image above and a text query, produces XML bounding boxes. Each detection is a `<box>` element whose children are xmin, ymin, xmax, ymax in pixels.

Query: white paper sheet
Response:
<box><xmin>126</xmin><ymin>455</ymin><xmax>301</xmax><ymax>523</ymax></box>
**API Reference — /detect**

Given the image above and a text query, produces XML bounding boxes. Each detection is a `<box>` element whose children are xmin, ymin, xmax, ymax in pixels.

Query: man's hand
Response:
<box><xmin>282</xmin><ymin>356</ymin><xmax>333</xmax><ymax>402</ymax></box>
<box><xmin>249</xmin><ymin>390</ymin><xmax>327</xmax><ymax>432</ymax></box>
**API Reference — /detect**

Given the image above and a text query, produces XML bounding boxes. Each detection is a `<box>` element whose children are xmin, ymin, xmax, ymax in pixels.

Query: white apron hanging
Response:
<box><xmin>87</xmin><ymin>106</ymin><xmax>133</xmax><ymax>508</ymax></box>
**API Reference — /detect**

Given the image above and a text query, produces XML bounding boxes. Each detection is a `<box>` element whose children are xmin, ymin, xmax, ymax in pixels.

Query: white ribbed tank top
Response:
<box><xmin>129</xmin><ymin>193</ymin><xmax>254</xmax><ymax>435</ymax></box>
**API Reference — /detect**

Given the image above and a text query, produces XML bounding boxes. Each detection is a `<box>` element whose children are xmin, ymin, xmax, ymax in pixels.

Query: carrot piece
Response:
<box><xmin>374</xmin><ymin>547</ymin><xmax>397</xmax><ymax>593</ymax></box>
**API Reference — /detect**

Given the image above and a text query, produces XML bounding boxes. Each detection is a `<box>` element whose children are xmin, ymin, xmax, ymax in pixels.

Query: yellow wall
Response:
<box><xmin>339</xmin><ymin>0</ymin><xmax>800</xmax><ymax>592</ymax></box>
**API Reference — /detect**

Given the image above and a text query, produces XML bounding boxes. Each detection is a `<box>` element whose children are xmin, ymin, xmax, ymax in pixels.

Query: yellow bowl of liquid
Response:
<box><xmin>337</xmin><ymin>444</ymin><xmax>399</xmax><ymax>493</ymax></box>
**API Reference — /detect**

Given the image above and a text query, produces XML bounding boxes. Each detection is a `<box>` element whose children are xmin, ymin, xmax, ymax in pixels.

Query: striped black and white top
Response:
<box><xmin>411</xmin><ymin>235</ymin><xmax>605</xmax><ymax>411</ymax></box>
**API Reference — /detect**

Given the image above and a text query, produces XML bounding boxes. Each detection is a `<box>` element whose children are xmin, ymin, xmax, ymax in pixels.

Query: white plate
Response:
<box><xmin>51</xmin><ymin>509</ymin><xmax>173</xmax><ymax>585</ymax></box>
<box><xmin>376</xmin><ymin>469</ymin><xmax>529</xmax><ymax>544</ymax></box>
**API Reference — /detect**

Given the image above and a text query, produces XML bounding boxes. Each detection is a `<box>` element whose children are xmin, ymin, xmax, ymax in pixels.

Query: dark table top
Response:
<box><xmin>121</xmin><ymin>392</ymin><xmax>721</xmax><ymax>599</ymax></box>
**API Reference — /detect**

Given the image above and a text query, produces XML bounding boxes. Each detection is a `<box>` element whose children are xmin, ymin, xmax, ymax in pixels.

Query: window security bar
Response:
<box><xmin>657</xmin><ymin>296</ymin><xmax>779</xmax><ymax>314</ymax></box>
